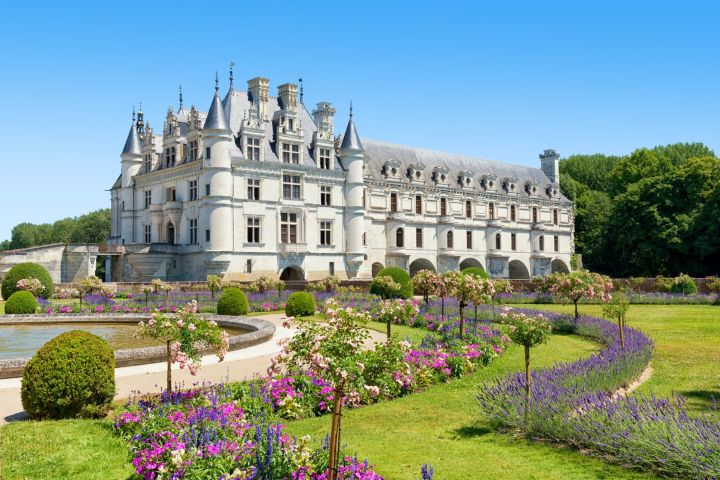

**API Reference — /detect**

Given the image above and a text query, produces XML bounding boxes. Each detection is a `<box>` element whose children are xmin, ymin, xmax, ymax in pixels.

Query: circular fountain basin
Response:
<box><xmin>0</xmin><ymin>313</ymin><xmax>275</xmax><ymax>379</ymax></box>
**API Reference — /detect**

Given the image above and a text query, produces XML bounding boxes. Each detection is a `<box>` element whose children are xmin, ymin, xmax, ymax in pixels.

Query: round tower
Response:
<box><xmin>200</xmin><ymin>77</ymin><xmax>234</xmax><ymax>253</ymax></box>
<box><xmin>339</xmin><ymin>110</ymin><xmax>367</xmax><ymax>276</ymax></box>
<box><xmin>119</xmin><ymin>110</ymin><xmax>143</xmax><ymax>240</ymax></box>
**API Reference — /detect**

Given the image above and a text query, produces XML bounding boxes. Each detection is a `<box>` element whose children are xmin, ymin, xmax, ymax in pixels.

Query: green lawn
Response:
<box><xmin>511</xmin><ymin>303</ymin><xmax>720</xmax><ymax>415</ymax></box>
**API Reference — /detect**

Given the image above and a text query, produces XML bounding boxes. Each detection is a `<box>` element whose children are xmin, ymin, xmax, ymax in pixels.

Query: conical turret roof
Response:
<box><xmin>340</xmin><ymin>115</ymin><xmax>363</xmax><ymax>152</ymax></box>
<box><xmin>204</xmin><ymin>86</ymin><xmax>230</xmax><ymax>131</ymax></box>
<box><xmin>121</xmin><ymin>121</ymin><xmax>142</xmax><ymax>156</ymax></box>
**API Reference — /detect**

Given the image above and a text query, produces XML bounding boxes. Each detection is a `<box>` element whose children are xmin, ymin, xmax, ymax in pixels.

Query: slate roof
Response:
<box><xmin>121</xmin><ymin>121</ymin><xmax>142</xmax><ymax>155</ymax></box>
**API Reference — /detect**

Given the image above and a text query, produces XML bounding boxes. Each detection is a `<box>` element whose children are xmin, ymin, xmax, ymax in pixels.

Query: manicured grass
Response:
<box><xmin>367</xmin><ymin>320</ymin><xmax>437</xmax><ymax>345</ymax></box>
<box><xmin>0</xmin><ymin>300</ymin><xmax>4</xmax><ymax>314</ymax></box>
<box><xmin>286</xmin><ymin>333</ymin><xmax>650</xmax><ymax>480</ymax></box>
<box><xmin>511</xmin><ymin>303</ymin><xmax>720</xmax><ymax>415</ymax></box>
<box><xmin>0</xmin><ymin>419</ymin><xmax>133</xmax><ymax>480</ymax></box>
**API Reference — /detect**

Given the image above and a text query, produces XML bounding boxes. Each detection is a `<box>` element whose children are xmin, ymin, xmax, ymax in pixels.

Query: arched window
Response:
<box><xmin>396</xmin><ymin>227</ymin><xmax>404</xmax><ymax>247</ymax></box>
<box><xmin>510</xmin><ymin>205</ymin><xmax>516</xmax><ymax>221</ymax></box>
<box><xmin>489</xmin><ymin>202</ymin><xmax>495</xmax><ymax>219</ymax></box>
<box><xmin>447</xmin><ymin>230</ymin><xmax>454</xmax><ymax>249</ymax></box>
<box><xmin>539</xmin><ymin>235</ymin><xmax>545</xmax><ymax>251</ymax></box>
<box><xmin>495</xmin><ymin>232</ymin><xmax>501</xmax><ymax>250</ymax></box>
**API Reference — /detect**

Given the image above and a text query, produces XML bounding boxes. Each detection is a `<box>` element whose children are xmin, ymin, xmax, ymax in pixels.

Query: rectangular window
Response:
<box><xmin>166</xmin><ymin>188</ymin><xmax>176</xmax><ymax>202</ymax></box>
<box><xmin>390</xmin><ymin>193</ymin><xmax>398</xmax><ymax>212</ymax></box>
<box><xmin>511</xmin><ymin>233</ymin><xmax>517</xmax><ymax>251</ymax></box>
<box><xmin>282</xmin><ymin>175</ymin><xmax>302</xmax><ymax>199</ymax></box>
<box><xmin>282</xmin><ymin>143</ymin><xmax>290</xmax><ymax>163</ymax></box>
<box><xmin>319</xmin><ymin>148</ymin><xmax>331</xmax><ymax>169</ymax></box>
<box><xmin>189</xmin><ymin>180</ymin><xmax>198</xmax><ymax>201</ymax></box>
<box><xmin>206</xmin><ymin>147</ymin><xmax>211</xmax><ymax>160</ymax></box>
<box><xmin>247</xmin><ymin>217</ymin><xmax>261</xmax><ymax>243</ymax></box>
<box><xmin>329</xmin><ymin>262</ymin><xmax>335</xmax><ymax>276</ymax></box>
<box><xmin>320</xmin><ymin>221</ymin><xmax>332</xmax><ymax>246</ymax></box>
<box><xmin>440</xmin><ymin>198</ymin><xmax>447</xmax><ymax>216</ymax></box>
<box><xmin>553</xmin><ymin>209</ymin><xmax>559</xmax><ymax>225</ymax></box>
<box><xmin>292</xmin><ymin>144</ymin><xmax>300</xmax><ymax>164</ymax></box>
<box><xmin>205</xmin><ymin>184</ymin><xmax>210</xmax><ymax>196</ymax></box>
<box><xmin>416</xmin><ymin>228</ymin><xmax>423</xmax><ymax>248</ymax></box>
<box><xmin>362</xmin><ymin>189</ymin><xmax>367</xmax><ymax>208</ymax></box>
<box><xmin>171</xmin><ymin>147</ymin><xmax>176</xmax><ymax>166</ymax></box>
<box><xmin>447</xmin><ymin>231</ymin><xmax>454</xmax><ymax>249</ymax></box>
<box><xmin>533</xmin><ymin>207</ymin><xmax>538</xmax><ymax>223</ymax></box>
<box><xmin>165</xmin><ymin>148</ymin><xmax>171</xmax><ymax>168</ymax></box>
<box><xmin>495</xmin><ymin>233</ymin><xmax>502</xmax><ymax>250</ymax></box>
<box><xmin>415</xmin><ymin>195</ymin><xmax>422</xmax><ymax>214</ymax></box>
<box><xmin>189</xmin><ymin>140</ymin><xmax>198</xmax><ymax>161</ymax></box>
<box><xmin>144</xmin><ymin>154</ymin><xmax>152</xmax><ymax>173</ymax></box>
<box><xmin>144</xmin><ymin>224</ymin><xmax>151</xmax><ymax>243</ymax></box>
<box><xmin>288</xmin><ymin>118</ymin><xmax>295</xmax><ymax>131</ymax></box>
<box><xmin>280</xmin><ymin>212</ymin><xmax>298</xmax><ymax>243</ymax></box>
<box><xmin>205</xmin><ymin>229</ymin><xmax>210</xmax><ymax>242</ymax></box>
<box><xmin>189</xmin><ymin>219</ymin><xmax>198</xmax><ymax>243</ymax></box>
<box><xmin>465</xmin><ymin>200</ymin><xmax>472</xmax><ymax>218</ymax></box>
<box><xmin>466</xmin><ymin>231</ymin><xmax>472</xmax><ymax>249</ymax></box>
<box><xmin>510</xmin><ymin>205</ymin><xmax>516</xmax><ymax>221</ymax></box>
<box><xmin>488</xmin><ymin>202</ymin><xmax>495</xmax><ymax>219</ymax></box>
<box><xmin>362</xmin><ymin>232</ymin><xmax>367</xmax><ymax>246</ymax></box>
<box><xmin>247</xmin><ymin>137</ymin><xmax>261</xmax><ymax>161</ymax></box>
<box><xmin>144</xmin><ymin>190</ymin><xmax>151</xmax><ymax>209</ymax></box>
<box><xmin>320</xmin><ymin>186</ymin><xmax>332</xmax><ymax>206</ymax></box>
<box><xmin>247</xmin><ymin>179</ymin><xmax>260</xmax><ymax>200</ymax></box>
<box><xmin>554</xmin><ymin>235</ymin><xmax>559</xmax><ymax>252</ymax></box>
<box><xmin>246</xmin><ymin>259</ymin><xmax>252</xmax><ymax>273</ymax></box>
<box><xmin>539</xmin><ymin>235</ymin><xmax>545</xmax><ymax>251</ymax></box>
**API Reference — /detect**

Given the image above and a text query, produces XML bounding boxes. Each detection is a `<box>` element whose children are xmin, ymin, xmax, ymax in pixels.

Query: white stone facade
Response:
<box><xmin>108</xmin><ymin>75</ymin><xmax>573</xmax><ymax>282</ymax></box>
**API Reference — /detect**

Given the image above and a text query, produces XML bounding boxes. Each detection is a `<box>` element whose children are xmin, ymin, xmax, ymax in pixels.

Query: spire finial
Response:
<box><xmin>132</xmin><ymin>106</ymin><xmax>136</xmax><ymax>122</ymax></box>
<box><xmin>229</xmin><ymin>62</ymin><xmax>235</xmax><ymax>92</ymax></box>
<box><xmin>179</xmin><ymin>85</ymin><xmax>184</xmax><ymax>110</ymax></box>
<box><xmin>215</xmin><ymin>71</ymin><xmax>219</xmax><ymax>93</ymax></box>
<box><xmin>349</xmin><ymin>101</ymin><xmax>353</xmax><ymax>118</ymax></box>
<box><xmin>139</xmin><ymin>101</ymin><xmax>143</xmax><ymax>113</ymax></box>
<box><xmin>298</xmin><ymin>77</ymin><xmax>304</xmax><ymax>105</ymax></box>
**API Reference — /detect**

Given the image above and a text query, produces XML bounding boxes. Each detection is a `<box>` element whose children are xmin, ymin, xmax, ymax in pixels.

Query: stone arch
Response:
<box><xmin>459</xmin><ymin>257</ymin><xmax>484</xmax><ymax>271</ymax></box>
<box><xmin>371</xmin><ymin>262</ymin><xmax>384</xmax><ymax>277</ymax></box>
<box><xmin>409</xmin><ymin>258</ymin><xmax>436</xmax><ymax>277</ymax></box>
<box><xmin>508</xmin><ymin>260</ymin><xmax>530</xmax><ymax>279</ymax></box>
<box><xmin>280</xmin><ymin>266</ymin><xmax>304</xmax><ymax>281</ymax></box>
<box><xmin>551</xmin><ymin>259</ymin><xmax>570</xmax><ymax>273</ymax></box>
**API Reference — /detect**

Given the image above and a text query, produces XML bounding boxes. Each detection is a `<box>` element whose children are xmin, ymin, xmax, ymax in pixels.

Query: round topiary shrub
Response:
<box><xmin>21</xmin><ymin>330</ymin><xmax>115</xmax><ymax>419</ymax></box>
<box><xmin>216</xmin><ymin>287</ymin><xmax>249</xmax><ymax>315</ymax></box>
<box><xmin>462</xmin><ymin>266</ymin><xmax>490</xmax><ymax>279</ymax></box>
<box><xmin>1</xmin><ymin>262</ymin><xmax>54</xmax><ymax>300</ymax></box>
<box><xmin>670</xmin><ymin>274</ymin><xmax>698</xmax><ymax>295</ymax></box>
<box><xmin>4</xmin><ymin>291</ymin><xmax>37</xmax><ymax>314</ymax></box>
<box><xmin>285</xmin><ymin>291</ymin><xmax>316</xmax><ymax>318</ymax></box>
<box><xmin>370</xmin><ymin>267</ymin><xmax>413</xmax><ymax>299</ymax></box>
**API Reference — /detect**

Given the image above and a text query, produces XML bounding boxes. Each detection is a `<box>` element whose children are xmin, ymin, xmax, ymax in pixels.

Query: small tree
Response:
<box><xmin>207</xmin><ymin>274</ymin><xmax>223</xmax><ymax>299</ymax></box>
<box><xmin>603</xmin><ymin>291</ymin><xmax>630</xmax><ymax>349</ymax></box>
<box><xmin>412</xmin><ymin>270</ymin><xmax>438</xmax><ymax>305</ymax></box>
<box><xmin>270</xmin><ymin>299</ymin><xmax>373</xmax><ymax>480</ymax></box>
<box><xmin>545</xmin><ymin>270</ymin><xmax>613</xmax><ymax>319</ymax></box>
<box><xmin>136</xmin><ymin>301</ymin><xmax>228</xmax><ymax>392</ymax></box>
<box><xmin>502</xmin><ymin>308</ymin><xmax>552</xmax><ymax>415</ymax></box>
<box><xmin>75</xmin><ymin>275</ymin><xmax>104</xmax><ymax>306</ymax></box>
<box><xmin>375</xmin><ymin>298</ymin><xmax>419</xmax><ymax>339</ymax></box>
<box><xmin>431</xmin><ymin>274</ymin><xmax>450</xmax><ymax>320</ymax></box>
<box><xmin>444</xmin><ymin>271</ymin><xmax>474</xmax><ymax>339</ymax></box>
<box><xmin>468</xmin><ymin>277</ymin><xmax>495</xmax><ymax>321</ymax></box>
<box><xmin>370</xmin><ymin>275</ymin><xmax>403</xmax><ymax>300</ymax></box>
<box><xmin>140</xmin><ymin>285</ymin><xmax>153</xmax><ymax>306</ymax></box>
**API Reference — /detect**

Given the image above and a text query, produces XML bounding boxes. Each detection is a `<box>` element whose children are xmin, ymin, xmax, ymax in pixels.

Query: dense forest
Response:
<box><xmin>0</xmin><ymin>209</ymin><xmax>111</xmax><ymax>252</ymax></box>
<box><xmin>561</xmin><ymin>142</ymin><xmax>720</xmax><ymax>277</ymax></box>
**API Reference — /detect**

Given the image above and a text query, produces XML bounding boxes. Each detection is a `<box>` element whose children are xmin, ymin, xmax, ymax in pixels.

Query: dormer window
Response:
<box><xmin>482</xmin><ymin>174</ymin><xmax>498</xmax><ymax>191</ymax></box>
<box><xmin>526</xmin><ymin>180</ymin><xmax>540</xmax><ymax>196</ymax></box>
<box><xmin>433</xmin><ymin>166</ymin><xmax>450</xmax><ymax>185</ymax></box>
<box><xmin>318</xmin><ymin>148</ymin><xmax>332</xmax><ymax>169</ymax></box>
<box><xmin>458</xmin><ymin>170</ymin><xmax>474</xmax><ymax>188</ymax></box>
<box><xmin>383</xmin><ymin>159</ymin><xmax>402</xmax><ymax>179</ymax></box>
<box><xmin>408</xmin><ymin>162</ymin><xmax>425</xmax><ymax>182</ymax></box>
<box><xmin>503</xmin><ymin>177</ymin><xmax>518</xmax><ymax>193</ymax></box>
<box><xmin>282</xmin><ymin>143</ymin><xmax>300</xmax><ymax>164</ymax></box>
<box><xmin>546</xmin><ymin>183</ymin><xmax>560</xmax><ymax>198</ymax></box>
<box><xmin>288</xmin><ymin>118</ymin><xmax>294</xmax><ymax>131</ymax></box>
<box><xmin>246</xmin><ymin>137</ymin><xmax>261</xmax><ymax>161</ymax></box>
<box><xmin>189</xmin><ymin>140</ymin><xmax>198</xmax><ymax>161</ymax></box>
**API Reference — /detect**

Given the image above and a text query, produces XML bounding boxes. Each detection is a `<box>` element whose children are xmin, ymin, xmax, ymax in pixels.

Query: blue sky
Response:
<box><xmin>1</xmin><ymin>1</ymin><xmax>719</xmax><ymax>241</ymax></box>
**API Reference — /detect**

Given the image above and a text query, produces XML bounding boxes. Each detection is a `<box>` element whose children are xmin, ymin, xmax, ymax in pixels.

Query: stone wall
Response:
<box><xmin>0</xmin><ymin>244</ymin><xmax>98</xmax><ymax>284</ymax></box>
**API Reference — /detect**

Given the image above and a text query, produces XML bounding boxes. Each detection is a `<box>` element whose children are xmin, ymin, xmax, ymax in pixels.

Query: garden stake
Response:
<box><xmin>328</xmin><ymin>381</ymin><xmax>345</xmax><ymax>480</ymax></box>
<box><xmin>166</xmin><ymin>340</ymin><xmax>172</xmax><ymax>393</ymax></box>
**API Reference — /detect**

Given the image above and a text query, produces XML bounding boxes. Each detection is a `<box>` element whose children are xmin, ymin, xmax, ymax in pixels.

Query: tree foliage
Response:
<box><xmin>1</xmin><ymin>209</ymin><xmax>110</xmax><ymax>251</ymax></box>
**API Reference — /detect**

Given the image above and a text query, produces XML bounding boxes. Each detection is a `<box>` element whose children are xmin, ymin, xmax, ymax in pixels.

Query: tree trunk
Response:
<box><xmin>328</xmin><ymin>383</ymin><xmax>345</xmax><ymax>480</ymax></box>
<box><xmin>574</xmin><ymin>299</ymin><xmax>579</xmax><ymax>320</ymax></box>
<box><xmin>441</xmin><ymin>297</ymin><xmax>445</xmax><ymax>320</ymax></box>
<box><xmin>166</xmin><ymin>340</ymin><xmax>172</xmax><ymax>393</ymax></box>
<box><xmin>459</xmin><ymin>301</ymin><xmax>465</xmax><ymax>340</ymax></box>
<box><xmin>619</xmin><ymin>315</ymin><xmax>625</xmax><ymax>349</ymax></box>
<box><xmin>524</xmin><ymin>344</ymin><xmax>531</xmax><ymax>421</ymax></box>
<box><xmin>386</xmin><ymin>317</ymin><xmax>391</xmax><ymax>339</ymax></box>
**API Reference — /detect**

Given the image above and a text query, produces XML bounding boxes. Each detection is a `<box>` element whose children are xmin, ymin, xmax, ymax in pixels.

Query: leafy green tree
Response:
<box><xmin>560</xmin><ymin>153</ymin><xmax>623</xmax><ymax>193</ymax></box>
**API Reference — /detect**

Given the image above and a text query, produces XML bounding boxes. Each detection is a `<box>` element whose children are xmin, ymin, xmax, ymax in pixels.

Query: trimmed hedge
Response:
<box><xmin>21</xmin><ymin>330</ymin><xmax>115</xmax><ymax>419</ymax></box>
<box><xmin>462</xmin><ymin>266</ymin><xmax>490</xmax><ymax>279</ymax></box>
<box><xmin>670</xmin><ymin>274</ymin><xmax>698</xmax><ymax>294</ymax></box>
<box><xmin>4</xmin><ymin>291</ymin><xmax>37</xmax><ymax>314</ymax></box>
<box><xmin>285</xmin><ymin>291</ymin><xmax>316</xmax><ymax>318</ymax></box>
<box><xmin>217</xmin><ymin>287</ymin><xmax>249</xmax><ymax>316</ymax></box>
<box><xmin>1</xmin><ymin>262</ymin><xmax>53</xmax><ymax>300</ymax></box>
<box><xmin>370</xmin><ymin>267</ymin><xmax>413</xmax><ymax>299</ymax></box>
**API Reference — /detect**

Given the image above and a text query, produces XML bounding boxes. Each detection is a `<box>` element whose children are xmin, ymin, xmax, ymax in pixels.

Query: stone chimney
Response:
<box><xmin>277</xmin><ymin>83</ymin><xmax>298</xmax><ymax>111</ymax></box>
<box><xmin>539</xmin><ymin>149</ymin><xmax>560</xmax><ymax>184</ymax></box>
<box><xmin>247</xmin><ymin>77</ymin><xmax>270</xmax><ymax>120</ymax></box>
<box><xmin>312</xmin><ymin>102</ymin><xmax>335</xmax><ymax>136</ymax></box>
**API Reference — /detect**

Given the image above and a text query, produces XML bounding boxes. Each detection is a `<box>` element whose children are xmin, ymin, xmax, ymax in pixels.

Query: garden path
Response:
<box><xmin>0</xmin><ymin>313</ymin><xmax>387</xmax><ymax>425</ymax></box>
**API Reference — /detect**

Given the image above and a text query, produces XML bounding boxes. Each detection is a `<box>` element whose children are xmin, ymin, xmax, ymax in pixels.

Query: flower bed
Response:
<box><xmin>478</xmin><ymin>308</ymin><xmax>720</xmax><ymax>478</ymax></box>
<box><xmin>495</xmin><ymin>291</ymin><xmax>719</xmax><ymax>305</ymax></box>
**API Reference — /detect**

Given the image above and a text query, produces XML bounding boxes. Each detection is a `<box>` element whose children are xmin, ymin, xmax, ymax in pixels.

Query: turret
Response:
<box><xmin>119</xmin><ymin>109</ymin><xmax>143</xmax><ymax>241</ymax></box>
<box><xmin>339</xmin><ymin>108</ymin><xmax>366</xmax><ymax>274</ymax></box>
<box><xmin>200</xmin><ymin>75</ymin><xmax>234</xmax><ymax>253</ymax></box>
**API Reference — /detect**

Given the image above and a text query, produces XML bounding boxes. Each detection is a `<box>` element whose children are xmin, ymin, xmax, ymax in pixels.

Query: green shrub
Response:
<box><xmin>21</xmin><ymin>330</ymin><xmax>115</xmax><ymax>419</ymax></box>
<box><xmin>1</xmin><ymin>262</ymin><xmax>53</xmax><ymax>300</ymax></box>
<box><xmin>461</xmin><ymin>266</ymin><xmax>490</xmax><ymax>279</ymax></box>
<box><xmin>216</xmin><ymin>287</ymin><xmax>249</xmax><ymax>315</ymax></box>
<box><xmin>285</xmin><ymin>291</ymin><xmax>316</xmax><ymax>317</ymax></box>
<box><xmin>4</xmin><ymin>291</ymin><xmax>37</xmax><ymax>314</ymax></box>
<box><xmin>370</xmin><ymin>267</ymin><xmax>413</xmax><ymax>299</ymax></box>
<box><xmin>670</xmin><ymin>274</ymin><xmax>698</xmax><ymax>295</ymax></box>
